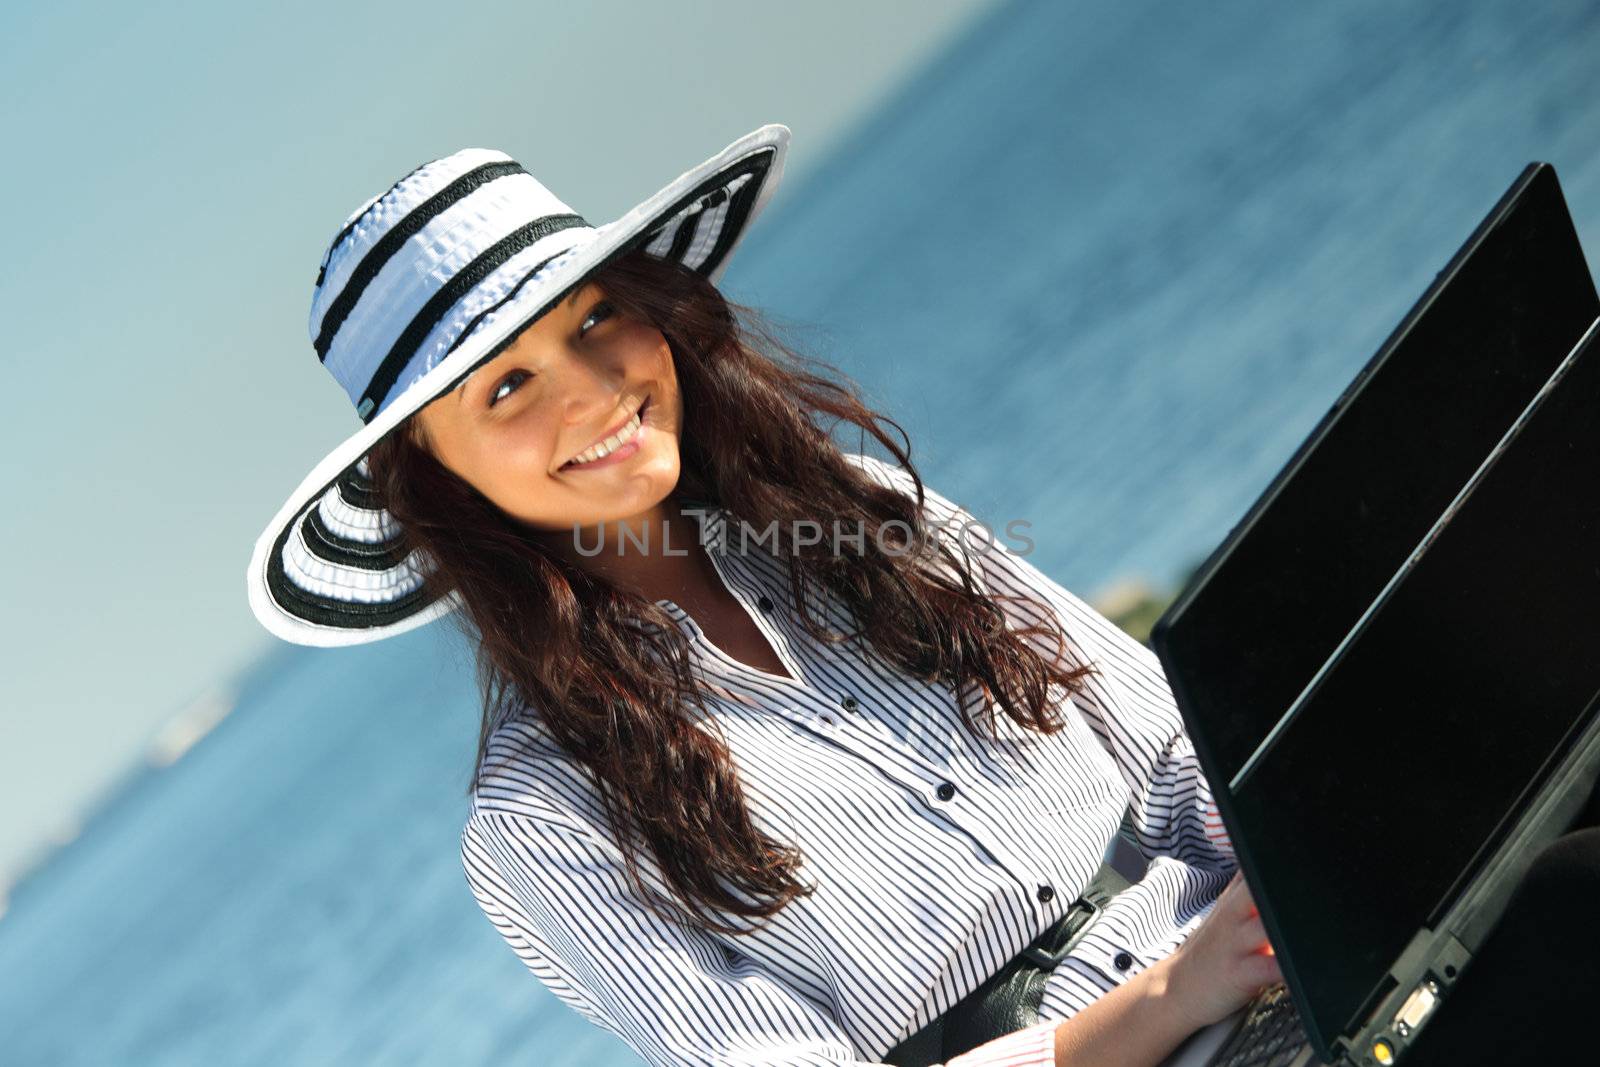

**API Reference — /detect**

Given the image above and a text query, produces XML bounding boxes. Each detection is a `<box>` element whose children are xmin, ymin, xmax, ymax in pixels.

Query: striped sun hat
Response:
<box><xmin>246</xmin><ymin>124</ymin><xmax>790</xmax><ymax>647</ymax></box>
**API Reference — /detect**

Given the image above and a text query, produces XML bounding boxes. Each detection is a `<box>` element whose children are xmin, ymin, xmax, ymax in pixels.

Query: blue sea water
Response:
<box><xmin>4</xmin><ymin>0</ymin><xmax>1600</xmax><ymax>1063</ymax></box>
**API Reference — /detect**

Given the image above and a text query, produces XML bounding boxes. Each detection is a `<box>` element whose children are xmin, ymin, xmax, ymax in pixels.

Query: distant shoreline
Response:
<box><xmin>1093</xmin><ymin>559</ymin><xmax>1202</xmax><ymax>647</ymax></box>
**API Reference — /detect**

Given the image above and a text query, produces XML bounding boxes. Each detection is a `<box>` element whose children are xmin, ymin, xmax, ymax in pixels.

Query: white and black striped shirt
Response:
<box><xmin>459</xmin><ymin>451</ymin><xmax>1237</xmax><ymax>1067</ymax></box>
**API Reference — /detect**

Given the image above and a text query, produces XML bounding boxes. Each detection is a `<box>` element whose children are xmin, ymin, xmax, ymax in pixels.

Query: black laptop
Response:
<box><xmin>1146</xmin><ymin>163</ymin><xmax>1600</xmax><ymax>1067</ymax></box>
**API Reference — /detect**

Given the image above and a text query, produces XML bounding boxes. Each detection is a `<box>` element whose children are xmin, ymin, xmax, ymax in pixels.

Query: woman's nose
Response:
<box><xmin>558</xmin><ymin>362</ymin><xmax>630</xmax><ymax>425</ymax></box>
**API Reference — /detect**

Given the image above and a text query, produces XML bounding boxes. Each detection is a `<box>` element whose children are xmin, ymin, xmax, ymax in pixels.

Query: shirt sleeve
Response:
<box><xmin>844</xmin><ymin>451</ymin><xmax>1236</xmax><ymax>874</ymax></box>
<box><xmin>460</xmin><ymin>807</ymin><xmax>1061</xmax><ymax>1067</ymax></box>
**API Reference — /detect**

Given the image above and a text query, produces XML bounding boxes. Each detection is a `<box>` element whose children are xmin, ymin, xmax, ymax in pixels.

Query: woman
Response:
<box><xmin>247</xmin><ymin>125</ymin><xmax>1599</xmax><ymax>1066</ymax></box>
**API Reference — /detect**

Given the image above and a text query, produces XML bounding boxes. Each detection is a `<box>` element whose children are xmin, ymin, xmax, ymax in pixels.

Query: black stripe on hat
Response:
<box><xmin>268</xmin><ymin>554</ymin><xmax>438</xmax><ymax>628</ymax></box>
<box><xmin>616</xmin><ymin>150</ymin><xmax>771</xmax><ymax>275</ymax></box>
<box><xmin>688</xmin><ymin>176</ymin><xmax>759</xmax><ymax>278</ymax></box>
<box><xmin>664</xmin><ymin>210</ymin><xmax>699</xmax><ymax>263</ymax></box>
<box><xmin>652</xmin><ymin>183</ymin><xmax>728</xmax><ymax>265</ymax></box>
<box><xmin>358</xmin><ymin>213</ymin><xmax>590</xmax><ymax>422</ymax></box>
<box><xmin>314</xmin><ymin>160</ymin><xmax>527</xmax><ymax>362</ymax></box>
<box><xmin>333</xmin><ymin>465</ymin><xmax>384</xmax><ymax>511</ymax></box>
<box><xmin>302</xmin><ymin>508</ymin><xmax>412</xmax><ymax>572</ymax></box>
<box><xmin>437</xmin><ymin>249</ymin><xmax>570</xmax><ymax>364</ymax></box>
<box><xmin>266</xmin><ymin>504</ymin><xmax>441</xmax><ymax>629</ymax></box>
<box><xmin>314</xmin><ymin>155</ymin><xmax>438</xmax><ymax>290</ymax></box>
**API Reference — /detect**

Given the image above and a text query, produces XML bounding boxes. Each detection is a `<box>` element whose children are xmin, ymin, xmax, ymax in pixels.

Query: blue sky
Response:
<box><xmin>0</xmin><ymin>0</ymin><xmax>1001</xmax><ymax>886</ymax></box>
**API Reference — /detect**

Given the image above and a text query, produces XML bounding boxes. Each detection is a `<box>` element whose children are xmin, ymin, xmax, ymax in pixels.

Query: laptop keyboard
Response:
<box><xmin>1209</xmin><ymin>983</ymin><xmax>1307</xmax><ymax>1067</ymax></box>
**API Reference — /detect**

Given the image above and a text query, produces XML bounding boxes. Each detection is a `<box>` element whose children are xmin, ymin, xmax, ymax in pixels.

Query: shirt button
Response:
<box><xmin>840</xmin><ymin>695</ymin><xmax>859</xmax><ymax>712</ymax></box>
<box><xmin>1036</xmin><ymin>884</ymin><xmax>1055</xmax><ymax>903</ymax></box>
<box><xmin>935</xmin><ymin>781</ymin><xmax>956</xmax><ymax>801</ymax></box>
<box><xmin>1113</xmin><ymin>952</ymin><xmax>1134</xmax><ymax>972</ymax></box>
<box><xmin>757</xmin><ymin>594</ymin><xmax>775</xmax><ymax>613</ymax></box>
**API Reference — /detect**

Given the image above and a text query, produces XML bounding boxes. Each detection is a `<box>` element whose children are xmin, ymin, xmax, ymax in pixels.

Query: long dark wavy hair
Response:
<box><xmin>366</xmin><ymin>247</ymin><xmax>1098</xmax><ymax>936</ymax></box>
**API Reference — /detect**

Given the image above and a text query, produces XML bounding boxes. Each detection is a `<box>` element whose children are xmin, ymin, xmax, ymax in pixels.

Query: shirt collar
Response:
<box><xmin>677</xmin><ymin>499</ymin><xmax>729</xmax><ymax>555</ymax></box>
<box><xmin>648</xmin><ymin>500</ymin><xmax>729</xmax><ymax>615</ymax></box>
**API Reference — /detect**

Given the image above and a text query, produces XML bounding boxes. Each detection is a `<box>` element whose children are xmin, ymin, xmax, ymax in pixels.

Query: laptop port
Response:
<box><xmin>1392</xmin><ymin>978</ymin><xmax>1441</xmax><ymax>1037</ymax></box>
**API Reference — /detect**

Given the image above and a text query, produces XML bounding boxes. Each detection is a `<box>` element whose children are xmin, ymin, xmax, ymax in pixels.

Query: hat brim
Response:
<box><xmin>246</xmin><ymin>124</ymin><xmax>790</xmax><ymax>647</ymax></box>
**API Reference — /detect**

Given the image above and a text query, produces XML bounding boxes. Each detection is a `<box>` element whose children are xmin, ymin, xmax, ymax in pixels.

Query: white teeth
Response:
<box><xmin>568</xmin><ymin>409</ymin><xmax>643</xmax><ymax>466</ymax></box>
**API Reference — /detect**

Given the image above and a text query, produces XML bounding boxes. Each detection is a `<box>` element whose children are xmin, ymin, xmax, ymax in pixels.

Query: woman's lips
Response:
<box><xmin>561</xmin><ymin>397</ymin><xmax>650</xmax><ymax>471</ymax></box>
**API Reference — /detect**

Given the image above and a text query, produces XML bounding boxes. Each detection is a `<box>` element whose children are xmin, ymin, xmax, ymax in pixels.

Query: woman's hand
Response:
<box><xmin>1042</xmin><ymin>871</ymin><xmax>1284</xmax><ymax>1067</ymax></box>
<box><xmin>1162</xmin><ymin>870</ymin><xmax>1283</xmax><ymax>1031</ymax></box>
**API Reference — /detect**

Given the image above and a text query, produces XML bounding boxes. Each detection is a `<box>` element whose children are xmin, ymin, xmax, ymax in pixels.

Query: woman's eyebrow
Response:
<box><xmin>450</xmin><ymin>286</ymin><xmax>589</xmax><ymax>403</ymax></box>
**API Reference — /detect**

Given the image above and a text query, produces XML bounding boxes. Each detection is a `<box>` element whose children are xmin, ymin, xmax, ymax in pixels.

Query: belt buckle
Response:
<box><xmin>1020</xmin><ymin>897</ymin><xmax>1101</xmax><ymax>969</ymax></box>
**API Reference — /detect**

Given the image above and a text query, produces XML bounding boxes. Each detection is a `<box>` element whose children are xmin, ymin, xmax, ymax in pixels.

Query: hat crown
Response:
<box><xmin>307</xmin><ymin>147</ymin><xmax>599</xmax><ymax>421</ymax></box>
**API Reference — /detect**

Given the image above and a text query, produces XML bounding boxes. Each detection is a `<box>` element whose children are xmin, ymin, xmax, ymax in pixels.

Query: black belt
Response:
<box><xmin>881</xmin><ymin>859</ymin><xmax>1132</xmax><ymax>1067</ymax></box>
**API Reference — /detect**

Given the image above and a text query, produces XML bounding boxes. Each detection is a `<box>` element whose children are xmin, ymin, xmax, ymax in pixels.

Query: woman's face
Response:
<box><xmin>411</xmin><ymin>280</ymin><xmax>681</xmax><ymax>534</ymax></box>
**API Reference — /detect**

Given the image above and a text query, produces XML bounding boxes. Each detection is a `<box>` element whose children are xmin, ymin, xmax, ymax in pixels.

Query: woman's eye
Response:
<box><xmin>488</xmin><ymin>369</ymin><xmax>531</xmax><ymax>407</ymax></box>
<box><xmin>580</xmin><ymin>300</ymin><xmax>615</xmax><ymax>336</ymax></box>
<box><xmin>485</xmin><ymin>301</ymin><xmax>612</xmax><ymax>407</ymax></box>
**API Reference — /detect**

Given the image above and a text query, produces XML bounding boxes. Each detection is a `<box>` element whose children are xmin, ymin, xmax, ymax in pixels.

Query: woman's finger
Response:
<box><xmin>1238</xmin><ymin>950</ymin><xmax>1283</xmax><ymax>990</ymax></box>
<box><xmin>1219</xmin><ymin>871</ymin><xmax>1249</xmax><ymax>915</ymax></box>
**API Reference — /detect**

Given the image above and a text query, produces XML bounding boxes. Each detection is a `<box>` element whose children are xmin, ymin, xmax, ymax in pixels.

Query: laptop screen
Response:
<box><xmin>1157</xmin><ymin>165</ymin><xmax>1597</xmax><ymax>789</ymax></box>
<box><xmin>1234</xmin><ymin>315</ymin><xmax>1600</xmax><ymax>1046</ymax></box>
<box><xmin>1150</xmin><ymin>163</ymin><xmax>1600</xmax><ymax>1052</ymax></box>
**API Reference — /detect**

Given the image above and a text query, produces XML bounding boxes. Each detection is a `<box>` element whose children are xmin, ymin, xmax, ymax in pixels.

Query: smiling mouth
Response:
<box><xmin>560</xmin><ymin>396</ymin><xmax>650</xmax><ymax>470</ymax></box>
